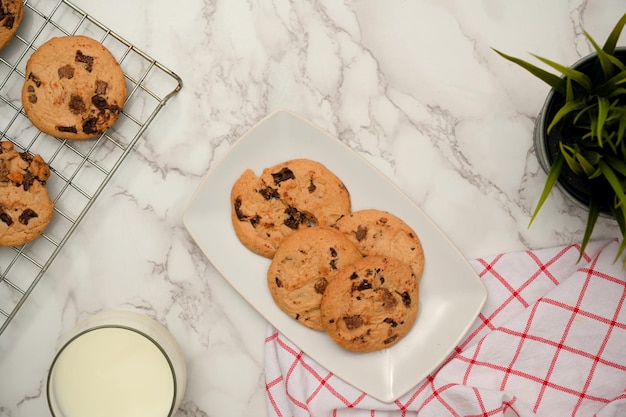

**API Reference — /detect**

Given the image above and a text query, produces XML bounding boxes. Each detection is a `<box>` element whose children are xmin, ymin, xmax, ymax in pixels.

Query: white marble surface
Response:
<box><xmin>0</xmin><ymin>0</ymin><xmax>623</xmax><ymax>416</ymax></box>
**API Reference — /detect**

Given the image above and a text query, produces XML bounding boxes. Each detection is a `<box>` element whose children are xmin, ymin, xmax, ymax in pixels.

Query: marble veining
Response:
<box><xmin>0</xmin><ymin>1</ymin><xmax>623</xmax><ymax>416</ymax></box>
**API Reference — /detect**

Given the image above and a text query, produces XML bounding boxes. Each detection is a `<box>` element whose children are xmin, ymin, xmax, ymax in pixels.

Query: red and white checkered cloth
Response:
<box><xmin>265</xmin><ymin>238</ymin><xmax>626</xmax><ymax>417</ymax></box>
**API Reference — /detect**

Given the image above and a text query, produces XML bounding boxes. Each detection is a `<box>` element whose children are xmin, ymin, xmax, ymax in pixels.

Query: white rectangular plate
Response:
<box><xmin>183</xmin><ymin>110</ymin><xmax>488</xmax><ymax>402</ymax></box>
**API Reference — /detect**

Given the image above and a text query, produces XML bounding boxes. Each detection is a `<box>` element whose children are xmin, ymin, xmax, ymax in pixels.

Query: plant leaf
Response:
<box><xmin>559</xmin><ymin>143</ymin><xmax>584</xmax><ymax>176</ymax></box>
<box><xmin>532</xmin><ymin>54</ymin><xmax>592</xmax><ymax>91</ymax></box>
<box><xmin>608</xmin><ymin>203</ymin><xmax>626</xmax><ymax>268</ymax></box>
<box><xmin>578</xmin><ymin>198</ymin><xmax>600</xmax><ymax>262</ymax></box>
<box><xmin>575</xmin><ymin>152</ymin><xmax>600</xmax><ymax>177</ymax></box>
<box><xmin>606</xmin><ymin>155</ymin><xmax>626</xmax><ymax>176</ymax></box>
<box><xmin>565</xmin><ymin>76</ymin><xmax>575</xmax><ymax>102</ymax></box>
<box><xmin>597</xmin><ymin>71</ymin><xmax>626</xmax><ymax>97</ymax></box>
<box><xmin>599</xmin><ymin>161</ymin><xmax>626</xmax><ymax>207</ymax></box>
<box><xmin>608</xmin><ymin>87</ymin><xmax>626</xmax><ymax>98</ymax></box>
<box><xmin>586</xmin><ymin>31</ymin><xmax>616</xmax><ymax>80</ymax></box>
<box><xmin>596</xmin><ymin>96</ymin><xmax>610</xmax><ymax>146</ymax></box>
<box><xmin>605</xmin><ymin>70</ymin><xmax>626</xmax><ymax>87</ymax></box>
<box><xmin>607</xmin><ymin>54</ymin><xmax>626</xmax><ymax>72</ymax></box>
<box><xmin>618</xmin><ymin>108</ymin><xmax>626</xmax><ymax>146</ymax></box>
<box><xmin>547</xmin><ymin>99</ymin><xmax>585</xmax><ymax>134</ymax></box>
<box><xmin>603</xmin><ymin>12</ymin><xmax>626</xmax><ymax>54</ymax></box>
<box><xmin>616</xmin><ymin>239</ymin><xmax>626</xmax><ymax>269</ymax></box>
<box><xmin>493</xmin><ymin>48</ymin><xmax>565</xmax><ymax>94</ymax></box>
<box><xmin>529</xmin><ymin>154</ymin><xmax>564</xmax><ymax>227</ymax></box>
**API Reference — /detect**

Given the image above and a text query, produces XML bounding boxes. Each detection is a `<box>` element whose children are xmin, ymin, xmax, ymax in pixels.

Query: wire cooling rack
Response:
<box><xmin>0</xmin><ymin>0</ymin><xmax>183</xmax><ymax>335</ymax></box>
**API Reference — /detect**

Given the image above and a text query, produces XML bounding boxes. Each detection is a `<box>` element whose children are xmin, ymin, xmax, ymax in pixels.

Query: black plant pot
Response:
<box><xmin>533</xmin><ymin>47</ymin><xmax>626</xmax><ymax>218</ymax></box>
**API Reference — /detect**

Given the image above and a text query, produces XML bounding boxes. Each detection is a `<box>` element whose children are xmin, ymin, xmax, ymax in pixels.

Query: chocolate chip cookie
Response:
<box><xmin>231</xmin><ymin>159</ymin><xmax>351</xmax><ymax>258</ymax></box>
<box><xmin>259</xmin><ymin>159</ymin><xmax>351</xmax><ymax>228</ymax></box>
<box><xmin>267</xmin><ymin>226</ymin><xmax>362</xmax><ymax>330</ymax></box>
<box><xmin>22</xmin><ymin>35</ymin><xmax>127</xmax><ymax>140</ymax></box>
<box><xmin>334</xmin><ymin>209</ymin><xmax>425</xmax><ymax>281</ymax></box>
<box><xmin>0</xmin><ymin>141</ymin><xmax>54</xmax><ymax>246</ymax></box>
<box><xmin>231</xmin><ymin>168</ymin><xmax>295</xmax><ymax>258</ymax></box>
<box><xmin>0</xmin><ymin>0</ymin><xmax>23</xmax><ymax>50</ymax></box>
<box><xmin>320</xmin><ymin>255</ymin><xmax>419</xmax><ymax>352</ymax></box>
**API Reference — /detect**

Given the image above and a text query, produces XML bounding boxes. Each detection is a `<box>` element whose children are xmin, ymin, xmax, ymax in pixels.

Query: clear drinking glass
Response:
<box><xmin>47</xmin><ymin>310</ymin><xmax>187</xmax><ymax>417</ymax></box>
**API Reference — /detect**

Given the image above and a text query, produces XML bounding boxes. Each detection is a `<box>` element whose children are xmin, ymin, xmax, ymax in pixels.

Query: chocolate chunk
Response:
<box><xmin>3</xmin><ymin>16</ymin><xmax>14</xmax><ymax>30</ymax></box>
<box><xmin>58</xmin><ymin>65</ymin><xmax>75</xmax><ymax>79</ymax></box>
<box><xmin>329</xmin><ymin>259</ymin><xmax>337</xmax><ymax>270</ymax></box>
<box><xmin>22</xmin><ymin>172</ymin><xmax>34</xmax><ymax>191</ymax></box>
<box><xmin>27</xmin><ymin>73</ymin><xmax>42</xmax><ymax>88</ymax></box>
<box><xmin>82</xmin><ymin>118</ymin><xmax>98</xmax><ymax>134</ymax></box>
<box><xmin>378</xmin><ymin>288</ymin><xmax>397</xmax><ymax>309</ymax></box>
<box><xmin>234</xmin><ymin>197</ymin><xmax>260</xmax><ymax>227</ymax></box>
<box><xmin>0</xmin><ymin>211</ymin><xmax>12</xmax><ymax>226</ymax></box>
<box><xmin>271</xmin><ymin>167</ymin><xmax>295</xmax><ymax>185</ymax></box>
<box><xmin>20</xmin><ymin>153</ymin><xmax>33</xmax><ymax>164</ymax></box>
<box><xmin>308</xmin><ymin>180</ymin><xmax>316</xmax><ymax>193</ymax></box>
<box><xmin>27</xmin><ymin>86</ymin><xmax>35</xmax><ymax>93</ymax></box>
<box><xmin>18</xmin><ymin>209</ymin><xmax>38</xmax><ymax>225</ymax></box>
<box><xmin>91</xmin><ymin>95</ymin><xmax>108</xmax><ymax>110</ymax></box>
<box><xmin>343</xmin><ymin>315</ymin><xmax>364</xmax><ymax>330</ymax></box>
<box><xmin>314</xmin><ymin>277</ymin><xmax>328</xmax><ymax>294</ymax></box>
<box><xmin>57</xmin><ymin>125</ymin><xmax>77</xmax><ymax>133</ymax></box>
<box><xmin>69</xmin><ymin>94</ymin><xmax>86</xmax><ymax>114</ymax></box>
<box><xmin>249</xmin><ymin>214</ymin><xmax>260</xmax><ymax>227</ymax></box>
<box><xmin>28</xmin><ymin>94</ymin><xmax>37</xmax><ymax>104</ymax></box>
<box><xmin>109</xmin><ymin>104</ymin><xmax>121</xmax><ymax>115</ymax></box>
<box><xmin>0</xmin><ymin>4</ymin><xmax>15</xmax><ymax>29</ymax></box>
<box><xmin>355</xmin><ymin>225</ymin><xmax>367</xmax><ymax>241</ymax></box>
<box><xmin>383</xmin><ymin>335</ymin><xmax>398</xmax><ymax>345</ymax></box>
<box><xmin>75</xmin><ymin>50</ymin><xmax>94</xmax><ymax>72</ymax></box>
<box><xmin>355</xmin><ymin>279</ymin><xmax>372</xmax><ymax>291</ymax></box>
<box><xmin>0</xmin><ymin>166</ymin><xmax>8</xmax><ymax>182</ymax></box>
<box><xmin>258</xmin><ymin>186</ymin><xmax>279</xmax><ymax>200</ymax></box>
<box><xmin>383</xmin><ymin>318</ymin><xmax>398</xmax><ymax>327</ymax></box>
<box><xmin>349</xmin><ymin>271</ymin><xmax>359</xmax><ymax>280</ymax></box>
<box><xmin>283</xmin><ymin>206</ymin><xmax>306</xmax><ymax>229</ymax></box>
<box><xmin>398</xmin><ymin>291</ymin><xmax>412</xmax><ymax>307</ymax></box>
<box><xmin>275</xmin><ymin>277</ymin><xmax>282</xmax><ymax>288</ymax></box>
<box><xmin>329</xmin><ymin>247</ymin><xmax>337</xmax><ymax>257</ymax></box>
<box><xmin>234</xmin><ymin>198</ymin><xmax>246</xmax><ymax>221</ymax></box>
<box><xmin>95</xmin><ymin>80</ymin><xmax>108</xmax><ymax>95</ymax></box>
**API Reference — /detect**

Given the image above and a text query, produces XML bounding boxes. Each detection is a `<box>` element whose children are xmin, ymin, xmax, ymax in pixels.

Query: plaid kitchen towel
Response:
<box><xmin>265</xmin><ymin>238</ymin><xmax>626</xmax><ymax>417</ymax></box>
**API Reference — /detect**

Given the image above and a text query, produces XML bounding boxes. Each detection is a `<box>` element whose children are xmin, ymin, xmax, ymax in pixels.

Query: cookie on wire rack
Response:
<box><xmin>0</xmin><ymin>141</ymin><xmax>54</xmax><ymax>246</ymax></box>
<box><xmin>0</xmin><ymin>0</ymin><xmax>24</xmax><ymax>50</ymax></box>
<box><xmin>22</xmin><ymin>35</ymin><xmax>127</xmax><ymax>140</ymax></box>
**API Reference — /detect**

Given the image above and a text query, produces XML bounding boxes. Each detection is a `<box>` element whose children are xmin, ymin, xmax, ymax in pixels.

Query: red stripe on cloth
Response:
<box><xmin>572</xmin><ymin>255</ymin><xmax>626</xmax><ymax>416</ymax></box>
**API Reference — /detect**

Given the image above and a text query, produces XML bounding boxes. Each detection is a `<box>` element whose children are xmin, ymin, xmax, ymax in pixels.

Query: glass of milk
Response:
<box><xmin>47</xmin><ymin>310</ymin><xmax>187</xmax><ymax>417</ymax></box>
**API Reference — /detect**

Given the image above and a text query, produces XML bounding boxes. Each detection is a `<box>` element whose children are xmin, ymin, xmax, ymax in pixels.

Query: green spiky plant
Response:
<box><xmin>494</xmin><ymin>12</ymin><xmax>626</xmax><ymax>265</ymax></box>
